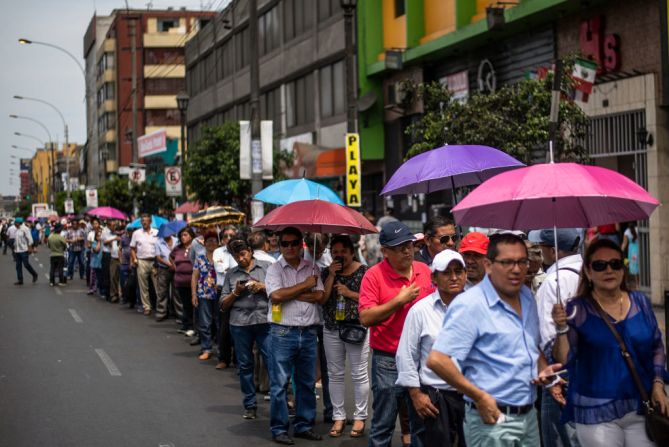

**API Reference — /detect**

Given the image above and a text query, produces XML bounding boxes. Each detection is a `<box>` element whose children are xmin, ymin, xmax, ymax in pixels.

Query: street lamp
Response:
<box><xmin>14</xmin><ymin>128</ymin><xmax>55</xmax><ymax>207</ymax></box>
<box><xmin>11</xmin><ymin>145</ymin><xmax>35</xmax><ymax>155</ymax></box>
<box><xmin>340</xmin><ymin>0</ymin><xmax>358</xmax><ymax>134</ymax></box>
<box><xmin>176</xmin><ymin>91</ymin><xmax>189</xmax><ymax>204</ymax></box>
<box><xmin>14</xmin><ymin>95</ymin><xmax>72</xmax><ymax>196</ymax></box>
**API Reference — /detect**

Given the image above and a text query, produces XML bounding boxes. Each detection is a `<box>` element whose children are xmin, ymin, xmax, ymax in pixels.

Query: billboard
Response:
<box><xmin>138</xmin><ymin>129</ymin><xmax>167</xmax><ymax>158</ymax></box>
<box><xmin>20</xmin><ymin>159</ymin><xmax>31</xmax><ymax>173</ymax></box>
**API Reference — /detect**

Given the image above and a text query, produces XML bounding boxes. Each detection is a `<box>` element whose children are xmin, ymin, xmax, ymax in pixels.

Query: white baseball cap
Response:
<box><xmin>431</xmin><ymin>249</ymin><xmax>466</xmax><ymax>273</ymax></box>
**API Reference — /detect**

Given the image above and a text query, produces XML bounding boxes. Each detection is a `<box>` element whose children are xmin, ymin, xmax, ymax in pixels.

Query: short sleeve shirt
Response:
<box><xmin>221</xmin><ymin>260</ymin><xmax>271</xmax><ymax>326</ymax></box>
<box><xmin>358</xmin><ymin>259</ymin><xmax>434</xmax><ymax>354</ymax></box>
<box><xmin>194</xmin><ymin>254</ymin><xmax>218</xmax><ymax>301</ymax></box>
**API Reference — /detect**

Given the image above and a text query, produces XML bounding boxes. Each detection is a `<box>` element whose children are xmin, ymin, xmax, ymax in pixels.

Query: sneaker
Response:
<box><xmin>243</xmin><ymin>408</ymin><xmax>257</xmax><ymax>420</ymax></box>
<box><xmin>49</xmin><ymin>283</ymin><xmax>54</xmax><ymax>287</ymax></box>
<box><xmin>185</xmin><ymin>329</ymin><xmax>196</xmax><ymax>337</ymax></box>
<box><xmin>264</xmin><ymin>393</ymin><xmax>271</xmax><ymax>401</ymax></box>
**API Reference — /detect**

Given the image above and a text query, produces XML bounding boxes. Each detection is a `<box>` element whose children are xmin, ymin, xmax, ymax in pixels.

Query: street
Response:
<box><xmin>0</xmin><ymin>253</ymin><xmax>376</xmax><ymax>447</ymax></box>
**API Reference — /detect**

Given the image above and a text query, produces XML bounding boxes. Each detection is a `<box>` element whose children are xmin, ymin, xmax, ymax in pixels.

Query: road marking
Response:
<box><xmin>94</xmin><ymin>349</ymin><xmax>122</xmax><ymax>376</ymax></box>
<box><xmin>39</xmin><ymin>264</ymin><xmax>44</xmax><ymax>269</ymax></box>
<box><xmin>159</xmin><ymin>444</ymin><xmax>175</xmax><ymax>447</ymax></box>
<box><xmin>55</xmin><ymin>287</ymin><xmax>63</xmax><ymax>296</ymax></box>
<box><xmin>44</xmin><ymin>274</ymin><xmax>50</xmax><ymax>280</ymax></box>
<box><xmin>65</xmin><ymin>289</ymin><xmax>88</xmax><ymax>293</ymax></box>
<box><xmin>34</xmin><ymin>257</ymin><xmax>39</xmax><ymax>262</ymax></box>
<box><xmin>68</xmin><ymin>309</ymin><xmax>83</xmax><ymax>323</ymax></box>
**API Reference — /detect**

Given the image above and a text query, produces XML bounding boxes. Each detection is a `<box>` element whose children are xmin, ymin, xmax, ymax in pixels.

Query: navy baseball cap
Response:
<box><xmin>528</xmin><ymin>228</ymin><xmax>581</xmax><ymax>252</ymax></box>
<box><xmin>379</xmin><ymin>221</ymin><xmax>416</xmax><ymax>247</ymax></box>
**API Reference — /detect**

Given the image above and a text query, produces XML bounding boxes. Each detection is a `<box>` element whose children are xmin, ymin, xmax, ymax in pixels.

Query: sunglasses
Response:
<box><xmin>590</xmin><ymin>259</ymin><xmax>624</xmax><ymax>272</ymax></box>
<box><xmin>438</xmin><ymin>235</ymin><xmax>459</xmax><ymax>244</ymax></box>
<box><xmin>280</xmin><ymin>240</ymin><xmax>301</xmax><ymax>248</ymax></box>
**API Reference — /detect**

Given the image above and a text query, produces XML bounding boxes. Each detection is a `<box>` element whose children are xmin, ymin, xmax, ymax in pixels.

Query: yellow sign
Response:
<box><xmin>346</xmin><ymin>133</ymin><xmax>361</xmax><ymax>207</ymax></box>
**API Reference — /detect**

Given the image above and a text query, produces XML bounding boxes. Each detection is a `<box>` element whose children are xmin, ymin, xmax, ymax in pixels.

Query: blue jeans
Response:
<box><xmin>68</xmin><ymin>250</ymin><xmax>85</xmax><ymax>279</ymax></box>
<box><xmin>230</xmin><ymin>323</ymin><xmax>270</xmax><ymax>410</ymax></box>
<box><xmin>268</xmin><ymin>324</ymin><xmax>318</xmax><ymax>438</ymax></box>
<box><xmin>541</xmin><ymin>388</ymin><xmax>579</xmax><ymax>447</ymax></box>
<box><xmin>15</xmin><ymin>251</ymin><xmax>37</xmax><ymax>283</ymax></box>
<box><xmin>197</xmin><ymin>299</ymin><xmax>219</xmax><ymax>353</ymax></box>
<box><xmin>369</xmin><ymin>351</ymin><xmax>412</xmax><ymax>447</ymax></box>
<box><xmin>120</xmin><ymin>264</ymin><xmax>129</xmax><ymax>293</ymax></box>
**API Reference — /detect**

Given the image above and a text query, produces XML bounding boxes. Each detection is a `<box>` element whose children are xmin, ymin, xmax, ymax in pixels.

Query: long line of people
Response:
<box><xmin>2</xmin><ymin>213</ymin><xmax>667</xmax><ymax>447</ymax></box>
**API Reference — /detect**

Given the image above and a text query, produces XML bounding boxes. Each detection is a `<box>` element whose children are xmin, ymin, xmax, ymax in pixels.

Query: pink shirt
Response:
<box><xmin>359</xmin><ymin>259</ymin><xmax>434</xmax><ymax>354</ymax></box>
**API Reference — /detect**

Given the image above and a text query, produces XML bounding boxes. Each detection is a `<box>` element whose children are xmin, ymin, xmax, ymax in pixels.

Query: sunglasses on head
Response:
<box><xmin>280</xmin><ymin>240</ymin><xmax>301</xmax><ymax>248</ymax></box>
<box><xmin>439</xmin><ymin>235</ymin><xmax>458</xmax><ymax>244</ymax></box>
<box><xmin>590</xmin><ymin>259</ymin><xmax>624</xmax><ymax>272</ymax></box>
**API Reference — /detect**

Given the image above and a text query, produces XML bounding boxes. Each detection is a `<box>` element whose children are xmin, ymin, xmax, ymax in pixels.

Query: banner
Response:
<box><xmin>345</xmin><ymin>133</ymin><xmax>361</xmax><ymax>207</ymax></box>
<box><xmin>64</xmin><ymin>199</ymin><xmax>74</xmax><ymax>214</ymax></box>
<box><xmin>164</xmin><ymin>166</ymin><xmax>182</xmax><ymax>197</ymax></box>
<box><xmin>138</xmin><ymin>129</ymin><xmax>167</xmax><ymax>158</ymax></box>
<box><xmin>86</xmin><ymin>188</ymin><xmax>98</xmax><ymax>208</ymax></box>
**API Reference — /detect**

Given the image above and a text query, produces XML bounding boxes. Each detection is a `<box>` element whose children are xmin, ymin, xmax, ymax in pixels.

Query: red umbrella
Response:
<box><xmin>175</xmin><ymin>201</ymin><xmax>205</xmax><ymax>214</ymax></box>
<box><xmin>253</xmin><ymin>200</ymin><xmax>377</xmax><ymax>235</ymax></box>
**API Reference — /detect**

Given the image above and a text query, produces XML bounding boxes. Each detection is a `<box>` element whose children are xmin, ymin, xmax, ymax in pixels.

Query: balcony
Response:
<box><xmin>103</xmin><ymin>130</ymin><xmax>116</xmax><ymax>143</ymax></box>
<box><xmin>144</xmin><ymin>64</ymin><xmax>185</xmax><ymax>78</ymax></box>
<box><xmin>144</xmin><ymin>95</ymin><xmax>177</xmax><ymax>109</ymax></box>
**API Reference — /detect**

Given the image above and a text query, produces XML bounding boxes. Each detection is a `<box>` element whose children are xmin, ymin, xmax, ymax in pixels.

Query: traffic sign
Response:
<box><xmin>129</xmin><ymin>168</ymin><xmax>146</xmax><ymax>184</ymax></box>
<box><xmin>64</xmin><ymin>199</ymin><xmax>74</xmax><ymax>214</ymax></box>
<box><xmin>164</xmin><ymin>166</ymin><xmax>182</xmax><ymax>197</ymax></box>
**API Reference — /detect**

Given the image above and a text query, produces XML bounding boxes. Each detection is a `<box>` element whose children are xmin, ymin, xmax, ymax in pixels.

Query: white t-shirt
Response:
<box><xmin>213</xmin><ymin>246</ymin><xmax>237</xmax><ymax>286</ymax></box>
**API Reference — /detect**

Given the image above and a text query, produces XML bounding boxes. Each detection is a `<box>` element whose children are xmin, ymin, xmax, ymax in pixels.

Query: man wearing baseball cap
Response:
<box><xmin>359</xmin><ymin>221</ymin><xmax>435</xmax><ymax>447</ymax></box>
<box><xmin>396</xmin><ymin>250</ymin><xmax>467</xmax><ymax>446</ymax></box>
<box><xmin>458</xmin><ymin>232</ymin><xmax>489</xmax><ymax>290</ymax></box>
<box><xmin>529</xmin><ymin>228</ymin><xmax>582</xmax><ymax>447</ymax></box>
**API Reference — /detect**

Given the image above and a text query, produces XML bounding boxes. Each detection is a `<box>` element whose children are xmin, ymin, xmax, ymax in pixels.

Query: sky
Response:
<box><xmin>1</xmin><ymin>0</ymin><xmax>230</xmax><ymax>197</ymax></box>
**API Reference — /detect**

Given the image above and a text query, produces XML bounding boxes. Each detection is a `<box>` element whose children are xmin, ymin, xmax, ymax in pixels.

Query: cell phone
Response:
<box><xmin>239</xmin><ymin>279</ymin><xmax>248</xmax><ymax>285</ymax></box>
<box><xmin>334</xmin><ymin>256</ymin><xmax>344</xmax><ymax>273</ymax></box>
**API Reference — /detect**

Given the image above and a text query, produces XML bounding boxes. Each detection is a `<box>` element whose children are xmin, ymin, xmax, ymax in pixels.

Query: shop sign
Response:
<box><xmin>580</xmin><ymin>16</ymin><xmax>621</xmax><ymax>74</ymax></box>
<box><xmin>345</xmin><ymin>133</ymin><xmax>361</xmax><ymax>207</ymax></box>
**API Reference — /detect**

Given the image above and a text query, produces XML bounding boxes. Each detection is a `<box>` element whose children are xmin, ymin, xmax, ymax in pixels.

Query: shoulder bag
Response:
<box><xmin>589</xmin><ymin>295</ymin><xmax>669</xmax><ymax>444</ymax></box>
<box><xmin>338</xmin><ymin>321</ymin><xmax>367</xmax><ymax>345</ymax></box>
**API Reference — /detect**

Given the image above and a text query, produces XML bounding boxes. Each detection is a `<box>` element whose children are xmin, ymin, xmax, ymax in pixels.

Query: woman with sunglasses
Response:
<box><xmin>552</xmin><ymin>238</ymin><xmax>668</xmax><ymax>446</ymax></box>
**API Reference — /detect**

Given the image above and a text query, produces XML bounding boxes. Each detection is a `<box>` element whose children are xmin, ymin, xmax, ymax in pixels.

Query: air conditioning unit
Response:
<box><xmin>387</xmin><ymin>82</ymin><xmax>409</xmax><ymax>108</ymax></box>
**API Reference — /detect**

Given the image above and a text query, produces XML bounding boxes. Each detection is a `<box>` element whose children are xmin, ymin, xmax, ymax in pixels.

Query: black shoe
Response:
<box><xmin>32</xmin><ymin>273</ymin><xmax>38</xmax><ymax>283</ymax></box>
<box><xmin>273</xmin><ymin>433</ymin><xmax>294</xmax><ymax>445</ymax></box>
<box><xmin>189</xmin><ymin>337</ymin><xmax>201</xmax><ymax>346</ymax></box>
<box><xmin>294</xmin><ymin>430</ymin><xmax>322</xmax><ymax>441</ymax></box>
<box><xmin>242</xmin><ymin>408</ymin><xmax>257</xmax><ymax>419</ymax></box>
<box><xmin>14</xmin><ymin>281</ymin><xmax>23</xmax><ymax>286</ymax></box>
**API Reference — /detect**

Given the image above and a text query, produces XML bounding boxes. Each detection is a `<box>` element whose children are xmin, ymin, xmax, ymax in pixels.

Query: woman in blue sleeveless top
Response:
<box><xmin>552</xmin><ymin>238</ymin><xmax>668</xmax><ymax>446</ymax></box>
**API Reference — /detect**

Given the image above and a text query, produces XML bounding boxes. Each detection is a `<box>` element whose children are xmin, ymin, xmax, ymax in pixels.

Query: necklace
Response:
<box><xmin>593</xmin><ymin>290</ymin><xmax>625</xmax><ymax>322</ymax></box>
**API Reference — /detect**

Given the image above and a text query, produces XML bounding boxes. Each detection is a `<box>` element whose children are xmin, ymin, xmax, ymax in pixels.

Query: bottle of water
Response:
<box><xmin>272</xmin><ymin>303</ymin><xmax>282</xmax><ymax>322</ymax></box>
<box><xmin>336</xmin><ymin>294</ymin><xmax>346</xmax><ymax>321</ymax></box>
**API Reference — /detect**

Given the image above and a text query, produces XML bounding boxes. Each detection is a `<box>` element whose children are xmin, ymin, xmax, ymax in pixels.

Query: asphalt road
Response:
<box><xmin>0</xmin><ymin>251</ymin><xmax>381</xmax><ymax>447</ymax></box>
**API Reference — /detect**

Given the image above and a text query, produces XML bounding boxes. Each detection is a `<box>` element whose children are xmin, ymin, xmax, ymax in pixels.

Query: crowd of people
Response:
<box><xmin>1</xmin><ymin>212</ymin><xmax>667</xmax><ymax>446</ymax></box>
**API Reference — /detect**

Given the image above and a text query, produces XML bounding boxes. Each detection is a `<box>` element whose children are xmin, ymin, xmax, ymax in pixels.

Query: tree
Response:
<box><xmin>184</xmin><ymin>122</ymin><xmax>294</xmax><ymax>209</ymax></box>
<box><xmin>98</xmin><ymin>176</ymin><xmax>133</xmax><ymax>214</ymax></box>
<box><xmin>404</xmin><ymin>59</ymin><xmax>589</xmax><ymax>164</ymax></box>
<box><xmin>55</xmin><ymin>190</ymin><xmax>86</xmax><ymax>216</ymax></box>
<box><xmin>98</xmin><ymin>175</ymin><xmax>171</xmax><ymax>216</ymax></box>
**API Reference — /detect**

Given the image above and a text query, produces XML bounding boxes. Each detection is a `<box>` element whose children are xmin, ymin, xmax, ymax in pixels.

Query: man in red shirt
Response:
<box><xmin>359</xmin><ymin>221</ymin><xmax>435</xmax><ymax>447</ymax></box>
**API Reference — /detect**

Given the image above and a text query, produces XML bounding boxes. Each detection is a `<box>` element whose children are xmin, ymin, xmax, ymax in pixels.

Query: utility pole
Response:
<box><xmin>129</xmin><ymin>12</ymin><xmax>139</xmax><ymax>217</ymax></box>
<box><xmin>343</xmin><ymin>2</ymin><xmax>357</xmax><ymax>134</ymax></box>
<box><xmin>64</xmin><ymin>124</ymin><xmax>70</xmax><ymax>197</ymax></box>
<box><xmin>249</xmin><ymin>0</ymin><xmax>263</xmax><ymax>222</ymax></box>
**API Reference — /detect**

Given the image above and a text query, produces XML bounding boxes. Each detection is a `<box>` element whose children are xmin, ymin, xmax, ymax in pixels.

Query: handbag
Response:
<box><xmin>589</xmin><ymin>296</ymin><xmax>669</xmax><ymax>444</ymax></box>
<box><xmin>338</xmin><ymin>321</ymin><xmax>367</xmax><ymax>345</ymax></box>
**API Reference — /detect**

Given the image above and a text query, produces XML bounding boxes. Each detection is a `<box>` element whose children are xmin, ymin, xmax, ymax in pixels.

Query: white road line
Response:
<box><xmin>34</xmin><ymin>257</ymin><xmax>39</xmax><ymax>262</ymax></box>
<box><xmin>38</xmin><ymin>264</ymin><xmax>44</xmax><ymax>269</ymax></box>
<box><xmin>68</xmin><ymin>309</ymin><xmax>83</xmax><ymax>323</ymax></box>
<box><xmin>54</xmin><ymin>287</ymin><xmax>63</xmax><ymax>296</ymax></box>
<box><xmin>44</xmin><ymin>274</ymin><xmax>50</xmax><ymax>280</ymax></box>
<box><xmin>94</xmin><ymin>349</ymin><xmax>122</xmax><ymax>376</ymax></box>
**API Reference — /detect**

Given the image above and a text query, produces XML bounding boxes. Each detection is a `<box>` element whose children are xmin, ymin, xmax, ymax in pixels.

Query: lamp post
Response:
<box><xmin>19</xmin><ymin>38</ymin><xmax>87</xmax><ymax>187</ymax></box>
<box><xmin>176</xmin><ymin>91</ymin><xmax>189</xmax><ymax>204</ymax></box>
<box><xmin>14</xmin><ymin>127</ymin><xmax>55</xmax><ymax>208</ymax></box>
<box><xmin>11</xmin><ymin>145</ymin><xmax>35</xmax><ymax>155</ymax></box>
<box><xmin>14</xmin><ymin>95</ymin><xmax>71</xmax><ymax>197</ymax></box>
<box><xmin>341</xmin><ymin>0</ymin><xmax>358</xmax><ymax>134</ymax></box>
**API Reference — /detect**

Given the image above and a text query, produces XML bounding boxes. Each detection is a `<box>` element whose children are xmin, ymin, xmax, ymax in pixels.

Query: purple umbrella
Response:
<box><xmin>380</xmin><ymin>145</ymin><xmax>525</xmax><ymax>197</ymax></box>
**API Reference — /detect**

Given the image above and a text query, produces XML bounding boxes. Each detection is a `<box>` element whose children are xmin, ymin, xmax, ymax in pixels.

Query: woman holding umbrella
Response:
<box><xmin>552</xmin><ymin>239</ymin><xmax>668</xmax><ymax>445</ymax></box>
<box><xmin>191</xmin><ymin>231</ymin><xmax>220</xmax><ymax>360</ymax></box>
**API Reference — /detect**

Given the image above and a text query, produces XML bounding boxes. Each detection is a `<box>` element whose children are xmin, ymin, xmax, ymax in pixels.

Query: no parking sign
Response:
<box><xmin>165</xmin><ymin>167</ymin><xmax>182</xmax><ymax>197</ymax></box>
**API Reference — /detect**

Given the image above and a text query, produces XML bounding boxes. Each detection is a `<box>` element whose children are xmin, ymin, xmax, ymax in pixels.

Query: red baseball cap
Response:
<box><xmin>458</xmin><ymin>232</ymin><xmax>489</xmax><ymax>255</ymax></box>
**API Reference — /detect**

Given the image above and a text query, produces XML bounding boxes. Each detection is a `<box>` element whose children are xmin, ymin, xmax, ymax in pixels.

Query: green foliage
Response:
<box><xmin>54</xmin><ymin>190</ymin><xmax>86</xmax><ymax>215</ymax></box>
<box><xmin>184</xmin><ymin>122</ymin><xmax>294</xmax><ymax>208</ymax></box>
<box><xmin>405</xmin><ymin>59</ymin><xmax>589</xmax><ymax>164</ymax></box>
<box><xmin>97</xmin><ymin>175</ymin><xmax>171</xmax><ymax>216</ymax></box>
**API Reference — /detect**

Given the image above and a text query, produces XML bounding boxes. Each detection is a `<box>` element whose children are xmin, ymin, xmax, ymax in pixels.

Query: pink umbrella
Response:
<box><xmin>452</xmin><ymin>163</ymin><xmax>659</xmax><ymax>230</ymax></box>
<box><xmin>87</xmin><ymin>206</ymin><xmax>128</xmax><ymax>220</ymax></box>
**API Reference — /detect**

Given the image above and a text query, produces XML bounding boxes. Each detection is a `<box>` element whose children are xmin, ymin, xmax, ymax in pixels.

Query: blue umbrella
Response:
<box><xmin>127</xmin><ymin>215</ymin><xmax>169</xmax><ymax>230</ymax></box>
<box><xmin>254</xmin><ymin>178</ymin><xmax>344</xmax><ymax>205</ymax></box>
<box><xmin>157</xmin><ymin>220</ymin><xmax>187</xmax><ymax>238</ymax></box>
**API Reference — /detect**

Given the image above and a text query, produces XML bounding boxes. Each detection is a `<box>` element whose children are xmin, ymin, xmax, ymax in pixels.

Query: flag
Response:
<box><xmin>572</xmin><ymin>58</ymin><xmax>597</xmax><ymax>95</ymax></box>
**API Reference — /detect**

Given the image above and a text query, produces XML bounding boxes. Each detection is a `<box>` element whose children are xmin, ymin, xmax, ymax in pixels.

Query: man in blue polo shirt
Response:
<box><xmin>427</xmin><ymin>233</ymin><xmax>560</xmax><ymax>446</ymax></box>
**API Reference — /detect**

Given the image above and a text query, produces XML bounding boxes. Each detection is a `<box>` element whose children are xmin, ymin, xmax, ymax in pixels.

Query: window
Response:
<box><xmin>145</xmin><ymin>78</ymin><xmax>185</xmax><ymax>95</ymax></box>
<box><xmin>96</xmin><ymin>83</ymin><xmax>115</xmax><ymax>106</ymax></box>
<box><xmin>235</xmin><ymin>102</ymin><xmax>251</xmax><ymax>121</ymax></box>
<box><xmin>96</xmin><ymin>52</ymin><xmax>114</xmax><ymax>78</ymax></box>
<box><xmin>259</xmin><ymin>5</ymin><xmax>281</xmax><ymax>56</ymax></box>
<box><xmin>395</xmin><ymin>0</ymin><xmax>405</xmax><ymax>17</ymax></box>
<box><xmin>203</xmin><ymin>51</ymin><xmax>215</xmax><ymax>89</ymax></box>
<box><xmin>216</xmin><ymin>39</ymin><xmax>234</xmax><ymax>80</ymax></box>
<box><xmin>146</xmin><ymin>109</ymin><xmax>181</xmax><ymax>127</ymax></box>
<box><xmin>235</xmin><ymin>27</ymin><xmax>250</xmax><ymax>70</ymax></box>
<box><xmin>319</xmin><ymin>60</ymin><xmax>345</xmax><ymax>118</ymax></box>
<box><xmin>318</xmin><ymin>0</ymin><xmax>340</xmax><ymax>22</ymax></box>
<box><xmin>284</xmin><ymin>0</ymin><xmax>315</xmax><ymax>42</ymax></box>
<box><xmin>98</xmin><ymin>113</ymin><xmax>116</xmax><ymax>134</ymax></box>
<box><xmin>261</xmin><ymin>87</ymin><xmax>281</xmax><ymax>133</ymax></box>
<box><xmin>144</xmin><ymin>48</ymin><xmax>184</xmax><ymax>65</ymax></box>
<box><xmin>286</xmin><ymin>73</ymin><xmax>315</xmax><ymax>128</ymax></box>
<box><xmin>158</xmin><ymin>18</ymin><xmax>179</xmax><ymax>32</ymax></box>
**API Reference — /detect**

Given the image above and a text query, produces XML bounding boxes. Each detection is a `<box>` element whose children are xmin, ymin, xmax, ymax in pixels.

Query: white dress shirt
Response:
<box><xmin>213</xmin><ymin>245</ymin><xmax>237</xmax><ymax>286</ymax></box>
<box><xmin>253</xmin><ymin>249</ymin><xmax>278</xmax><ymax>264</ymax></box>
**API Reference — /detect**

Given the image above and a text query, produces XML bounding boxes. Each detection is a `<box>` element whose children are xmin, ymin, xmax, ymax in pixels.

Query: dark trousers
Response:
<box><xmin>49</xmin><ymin>256</ymin><xmax>66</xmax><ymax>285</ymax></box>
<box><xmin>316</xmin><ymin>326</ymin><xmax>333</xmax><ymax>421</ymax></box>
<box><xmin>68</xmin><ymin>250</ymin><xmax>85</xmax><ymax>279</ymax></box>
<box><xmin>15</xmin><ymin>251</ymin><xmax>37</xmax><ymax>283</ymax></box>
<box><xmin>176</xmin><ymin>286</ymin><xmax>194</xmax><ymax>330</ymax></box>
<box><xmin>217</xmin><ymin>308</ymin><xmax>233</xmax><ymax>364</ymax></box>
<box><xmin>408</xmin><ymin>387</ymin><xmax>466</xmax><ymax>447</ymax></box>
<box><xmin>100</xmin><ymin>252</ymin><xmax>111</xmax><ymax>299</ymax></box>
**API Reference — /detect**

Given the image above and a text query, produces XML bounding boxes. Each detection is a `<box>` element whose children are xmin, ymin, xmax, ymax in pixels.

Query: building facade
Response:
<box><xmin>357</xmin><ymin>0</ymin><xmax>668</xmax><ymax>303</ymax></box>
<box><xmin>185</xmin><ymin>0</ymin><xmax>384</xmax><ymax>213</ymax></box>
<box><xmin>84</xmin><ymin>8</ymin><xmax>216</xmax><ymax>187</ymax></box>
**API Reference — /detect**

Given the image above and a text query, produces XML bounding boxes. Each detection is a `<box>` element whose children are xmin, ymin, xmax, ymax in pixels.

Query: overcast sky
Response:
<box><xmin>1</xmin><ymin>0</ymin><xmax>229</xmax><ymax>197</ymax></box>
